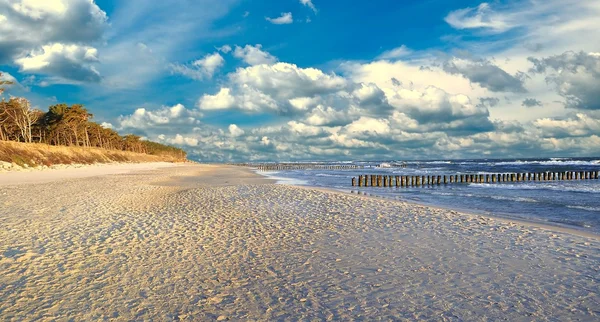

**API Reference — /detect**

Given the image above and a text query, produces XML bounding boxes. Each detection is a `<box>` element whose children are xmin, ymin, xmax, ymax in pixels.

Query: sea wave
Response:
<box><xmin>315</xmin><ymin>173</ymin><xmax>342</xmax><ymax>177</ymax></box>
<box><xmin>431</xmin><ymin>191</ymin><xmax>539</xmax><ymax>203</ymax></box>
<box><xmin>469</xmin><ymin>182</ymin><xmax>600</xmax><ymax>193</ymax></box>
<box><xmin>567</xmin><ymin>205</ymin><xmax>600</xmax><ymax>212</ymax></box>
<box><xmin>492</xmin><ymin>160</ymin><xmax>600</xmax><ymax>166</ymax></box>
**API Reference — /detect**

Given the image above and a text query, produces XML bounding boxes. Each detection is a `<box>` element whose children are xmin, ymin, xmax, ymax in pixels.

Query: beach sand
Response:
<box><xmin>0</xmin><ymin>164</ymin><xmax>599</xmax><ymax>320</ymax></box>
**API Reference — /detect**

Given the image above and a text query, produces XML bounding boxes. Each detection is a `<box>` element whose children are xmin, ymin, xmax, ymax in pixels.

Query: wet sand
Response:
<box><xmin>1</xmin><ymin>164</ymin><xmax>599</xmax><ymax>320</ymax></box>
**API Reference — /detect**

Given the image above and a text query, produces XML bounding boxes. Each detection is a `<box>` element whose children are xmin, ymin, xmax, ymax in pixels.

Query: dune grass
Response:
<box><xmin>0</xmin><ymin>141</ymin><xmax>185</xmax><ymax>167</ymax></box>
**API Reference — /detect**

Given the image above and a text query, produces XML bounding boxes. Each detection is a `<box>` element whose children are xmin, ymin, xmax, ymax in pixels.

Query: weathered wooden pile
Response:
<box><xmin>352</xmin><ymin>171</ymin><xmax>600</xmax><ymax>187</ymax></box>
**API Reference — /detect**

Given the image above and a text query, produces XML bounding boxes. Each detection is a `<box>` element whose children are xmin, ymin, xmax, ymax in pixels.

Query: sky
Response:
<box><xmin>1</xmin><ymin>0</ymin><xmax>599</xmax><ymax>162</ymax></box>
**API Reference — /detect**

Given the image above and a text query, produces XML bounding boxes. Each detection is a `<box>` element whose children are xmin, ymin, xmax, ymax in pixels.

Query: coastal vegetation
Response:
<box><xmin>0</xmin><ymin>72</ymin><xmax>186</xmax><ymax>166</ymax></box>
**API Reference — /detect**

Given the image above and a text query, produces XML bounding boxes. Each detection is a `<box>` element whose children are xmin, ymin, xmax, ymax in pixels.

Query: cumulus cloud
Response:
<box><xmin>528</xmin><ymin>51</ymin><xmax>600</xmax><ymax>110</ymax></box>
<box><xmin>266</xmin><ymin>12</ymin><xmax>293</xmax><ymax>24</ymax></box>
<box><xmin>233</xmin><ymin>45</ymin><xmax>277</xmax><ymax>65</ymax></box>
<box><xmin>533</xmin><ymin>113</ymin><xmax>600</xmax><ymax>138</ymax></box>
<box><xmin>229</xmin><ymin>63</ymin><xmax>349</xmax><ymax>98</ymax></box>
<box><xmin>118</xmin><ymin>104</ymin><xmax>202</xmax><ymax>136</ymax></box>
<box><xmin>170</xmin><ymin>52</ymin><xmax>225</xmax><ymax>80</ymax></box>
<box><xmin>15</xmin><ymin>43</ymin><xmax>101</xmax><ymax>82</ymax></box>
<box><xmin>166</xmin><ymin>134</ymin><xmax>199</xmax><ymax>147</ymax></box>
<box><xmin>199</xmin><ymin>62</ymin><xmax>350</xmax><ymax>115</ymax></box>
<box><xmin>229</xmin><ymin>124</ymin><xmax>245</xmax><ymax>137</ymax></box>
<box><xmin>522</xmin><ymin>98</ymin><xmax>542</xmax><ymax>107</ymax></box>
<box><xmin>443</xmin><ymin>58</ymin><xmax>527</xmax><ymax>93</ymax></box>
<box><xmin>0</xmin><ymin>0</ymin><xmax>107</xmax><ymax>82</ymax></box>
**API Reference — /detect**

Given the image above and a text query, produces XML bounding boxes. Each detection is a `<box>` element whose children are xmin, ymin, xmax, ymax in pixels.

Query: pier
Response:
<box><xmin>351</xmin><ymin>171</ymin><xmax>600</xmax><ymax>187</ymax></box>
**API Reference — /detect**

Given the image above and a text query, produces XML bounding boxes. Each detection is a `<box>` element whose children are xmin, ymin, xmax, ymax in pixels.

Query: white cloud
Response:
<box><xmin>300</xmin><ymin>0</ymin><xmax>317</xmax><ymax>13</ymax></box>
<box><xmin>533</xmin><ymin>113</ymin><xmax>600</xmax><ymax>138</ymax></box>
<box><xmin>230</xmin><ymin>63</ymin><xmax>349</xmax><ymax>99</ymax></box>
<box><xmin>10</xmin><ymin>0</ymin><xmax>68</xmax><ymax>18</ymax></box>
<box><xmin>377</xmin><ymin>45</ymin><xmax>412</xmax><ymax>60</ymax></box>
<box><xmin>217</xmin><ymin>45</ymin><xmax>232</xmax><ymax>53</ymax></box>
<box><xmin>15</xmin><ymin>43</ymin><xmax>101</xmax><ymax>83</ymax></box>
<box><xmin>118</xmin><ymin>104</ymin><xmax>201</xmax><ymax>133</ymax></box>
<box><xmin>266</xmin><ymin>12</ymin><xmax>293</xmax><ymax>25</ymax></box>
<box><xmin>168</xmin><ymin>134</ymin><xmax>199</xmax><ymax>147</ymax></box>
<box><xmin>0</xmin><ymin>0</ymin><xmax>108</xmax><ymax>82</ymax></box>
<box><xmin>345</xmin><ymin>117</ymin><xmax>391</xmax><ymax>135</ymax></box>
<box><xmin>445</xmin><ymin>3</ymin><xmax>512</xmax><ymax>33</ymax></box>
<box><xmin>233</xmin><ymin>45</ymin><xmax>277</xmax><ymax>65</ymax></box>
<box><xmin>229</xmin><ymin>124</ymin><xmax>245</xmax><ymax>137</ymax></box>
<box><xmin>100</xmin><ymin>122</ymin><xmax>113</xmax><ymax>129</ymax></box>
<box><xmin>170</xmin><ymin>52</ymin><xmax>225</xmax><ymax>80</ymax></box>
<box><xmin>198</xmin><ymin>88</ymin><xmax>237</xmax><ymax>110</ymax></box>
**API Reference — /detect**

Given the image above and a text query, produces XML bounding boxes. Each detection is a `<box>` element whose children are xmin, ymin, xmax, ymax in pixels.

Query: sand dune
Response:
<box><xmin>0</xmin><ymin>165</ymin><xmax>598</xmax><ymax>320</ymax></box>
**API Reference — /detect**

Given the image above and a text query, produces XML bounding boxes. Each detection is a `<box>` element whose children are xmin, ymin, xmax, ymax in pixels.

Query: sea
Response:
<box><xmin>254</xmin><ymin>157</ymin><xmax>600</xmax><ymax>235</ymax></box>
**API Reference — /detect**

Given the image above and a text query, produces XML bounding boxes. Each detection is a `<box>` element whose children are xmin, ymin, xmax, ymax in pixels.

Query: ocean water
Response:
<box><xmin>254</xmin><ymin>157</ymin><xmax>600</xmax><ymax>235</ymax></box>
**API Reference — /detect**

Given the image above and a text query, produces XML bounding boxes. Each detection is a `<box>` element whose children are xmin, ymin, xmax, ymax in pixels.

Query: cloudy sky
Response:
<box><xmin>1</xmin><ymin>0</ymin><xmax>599</xmax><ymax>161</ymax></box>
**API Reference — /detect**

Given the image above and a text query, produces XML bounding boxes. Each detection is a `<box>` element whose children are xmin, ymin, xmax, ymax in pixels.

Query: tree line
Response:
<box><xmin>0</xmin><ymin>73</ymin><xmax>186</xmax><ymax>160</ymax></box>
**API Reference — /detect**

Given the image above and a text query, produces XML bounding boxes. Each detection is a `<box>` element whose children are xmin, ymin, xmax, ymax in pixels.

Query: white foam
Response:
<box><xmin>567</xmin><ymin>205</ymin><xmax>600</xmax><ymax>212</ymax></box>
<box><xmin>254</xmin><ymin>170</ymin><xmax>309</xmax><ymax>185</ymax></box>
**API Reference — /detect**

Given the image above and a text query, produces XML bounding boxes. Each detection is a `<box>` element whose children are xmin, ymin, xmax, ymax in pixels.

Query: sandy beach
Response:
<box><xmin>0</xmin><ymin>164</ymin><xmax>599</xmax><ymax>321</ymax></box>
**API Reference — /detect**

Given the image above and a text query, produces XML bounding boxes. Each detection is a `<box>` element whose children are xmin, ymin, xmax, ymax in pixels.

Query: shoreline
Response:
<box><xmin>252</xmin><ymin>167</ymin><xmax>600</xmax><ymax>240</ymax></box>
<box><xmin>2</xmin><ymin>162</ymin><xmax>597</xmax><ymax>239</ymax></box>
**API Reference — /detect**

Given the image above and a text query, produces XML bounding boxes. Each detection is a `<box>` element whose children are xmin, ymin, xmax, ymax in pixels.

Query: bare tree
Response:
<box><xmin>0</xmin><ymin>97</ymin><xmax>41</xmax><ymax>143</ymax></box>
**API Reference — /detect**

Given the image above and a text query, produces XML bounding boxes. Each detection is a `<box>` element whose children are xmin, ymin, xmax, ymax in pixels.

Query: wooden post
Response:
<box><xmin>444</xmin><ymin>175</ymin><xmax>448</xmax><ymax>184</ymax></box>
<box><xmin>595</xmin><ymin>171</ymin><xmax>599</xmax><ymax>179</ymax></box>
<box><xmin>358</xmin><ymin>175</ymin><xmax>363</xmax><ymax>187</ymax></box>
<box><xmin>395</xmin><ymin>176</ymin><xmax>400</xmax><ymax>187</ymax></box>
<box><xmin>416</xmin><ymin>176</ymin><xmax>420</xmax><ymax>186</ymax></box>
<box><xmin>352</xmin><ymin>177</ymin><xmax>356</xmax><ymax>187</ymax></box>
<box><xmin>383</xmin><ymin>176</ymin><xmax>388</xmax><ymax>187</ymax></box>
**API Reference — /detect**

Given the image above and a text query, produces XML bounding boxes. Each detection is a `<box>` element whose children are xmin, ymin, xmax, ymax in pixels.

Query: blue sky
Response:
<box><xmin>1</xmin><ymin>0</ymin><xmax>599</xmax><ymax>161</ymax></box>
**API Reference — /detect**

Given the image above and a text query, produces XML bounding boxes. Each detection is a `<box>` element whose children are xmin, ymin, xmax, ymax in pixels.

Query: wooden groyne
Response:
<box><xmin>229</xmin><ymin>163</ymin><xmax>364</xmax><ymax>171</ymax></box>
<box><xmin>351</xmin><ymin>171</ymin><xmax>600</xmax><ymax>187</ymax></box>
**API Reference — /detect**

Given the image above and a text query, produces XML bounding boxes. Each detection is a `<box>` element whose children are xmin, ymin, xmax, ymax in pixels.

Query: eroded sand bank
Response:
<box><xmin>0</xmin><ymin>165</ymin><xmax>599</xmax><ymax>320</ymax></box>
